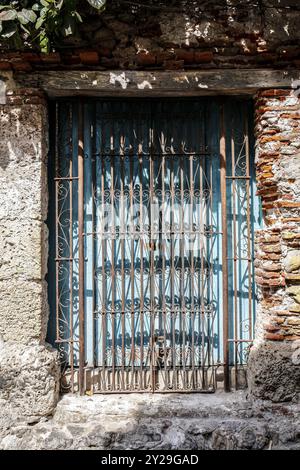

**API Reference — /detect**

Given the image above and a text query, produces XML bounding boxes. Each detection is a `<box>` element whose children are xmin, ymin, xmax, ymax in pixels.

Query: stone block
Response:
<box><xmin>0</xmin><ymin>162</ymin><xmax>48</xmax><ymax>221</ymax></box>
<box><xmin>0</xmin><ymin>341</ymin><xmax>59</xmax><ymax>419</ymax></box>
<box><xmin>248</xmin><ymin>341</ymin><xmax>300</xmax><ymax>402</ymax></box>
<box><xmin>0</xmin><ymin>105</ymin><xmax>48</xmax><ymax>169</ymax></box>
<box><xmin>0</xmin><ymin>220</ymin><xmax>48</xmax><ymax>281</ymax></box>
<box><xmin>0</xmin><ymin>278</ymin><xmax>48</xmax><ymax>343</ymax></box>
<box><xmin>284</xmin><ymin>250</ymin><xmax>300</xmax><ymax>273</ymax></box>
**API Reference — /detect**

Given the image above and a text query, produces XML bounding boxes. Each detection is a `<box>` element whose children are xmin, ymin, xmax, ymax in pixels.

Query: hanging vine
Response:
<box><xmin>0</xmin><ymin>0</ymin><xmax>107</xmax><ymax>52</ymax></box>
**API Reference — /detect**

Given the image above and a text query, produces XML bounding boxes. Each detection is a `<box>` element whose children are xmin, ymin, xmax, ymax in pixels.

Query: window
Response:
<box><xmin>47</xmin><ymin>98</ymin><xmax>261</xmax><ymax>393</ymax></box>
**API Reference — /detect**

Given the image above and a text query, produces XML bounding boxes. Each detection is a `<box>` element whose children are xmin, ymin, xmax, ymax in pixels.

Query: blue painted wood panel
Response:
<box><xmin>47</xmin><ymin>98</ymin><xmax>261</xmax><ymax>388</ymax></box>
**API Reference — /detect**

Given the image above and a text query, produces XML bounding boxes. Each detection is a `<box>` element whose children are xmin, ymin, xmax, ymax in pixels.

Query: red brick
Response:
<box><xmin>62</xmin><ymin>55</ymin><xmax>81</xmax><ymax>66</ymax></box>
<box><xmin>265</xmin><ymin>333</ymin><xmax>285</xmax><ymax>341</ymax></box>
<box><xmin>264</xmin><ymin>324</ymin><xmax>281</xmax><ymax>332</ymax></box>
<box><xmin>79</xmin><ymin>51</ymin><xmax>99</xmax><ymax>65</ymax></box>
<box><xmin>163</xmin><ymin>60</ymin><xmax>184</xmax><ymax>70</ymax></box>
<box><xmin>98</xmin><ymin>47</ymin><xmax>113</xmax><ymax>58</ymax></box>
<box><xmin>269</xmin><ymin>278</ymin><xmax>285</xmax><ymax>287</ymax></box>
<box><xmin>0</xmin><ymin>61</ymin><xmax>11</xmax><ymax>70</ymax></box>
<box><xmin>174</xmin><ymin>49</ymin><xmax>195</xmax><ymax>64</ymax></box>
<box><xmin>278</xmin><ymin>201</ymin><xmax>300</xmax><ymax>208</ymax></box>
<box><xmin>194</xmin><ymin>51</ymin><xmax>214</xmax><ymax>63</ymax></box>
<box><xmin>260</xmin><ymin>89</ymin><xmax>291</xmax><ymax>97</ymax></box>
<box><xmin>156</xmin><ymin>51</ymin><xmax>175</xmax><ymax>65</ymax></box>
<box><xmin>136</xmin><ymin>52</ymin><xmax>156</xmax><ymax>66</ymax></box>
<box><xmin>41</xmin><ymin>52</ymin><xmax>61</xmax><ymax>64</ymax></box>
<box><xmin>262</xmin><ymin>271</ymin><xmax>281</xmax><ymax>279</ymax></box>
<box><xmin>280</xmin><ymin>113</ymin><xmax>300</xmax><ymax>119</ymax></box>
<box><xmin>21</xmin><ymin>52</ymin><xmax>41</xmax><ymax>64</ymax></box>
<box><xmin>12</xmin><ymin>61</ymin><xmax>32</xmax><ymax>72</ymax></box>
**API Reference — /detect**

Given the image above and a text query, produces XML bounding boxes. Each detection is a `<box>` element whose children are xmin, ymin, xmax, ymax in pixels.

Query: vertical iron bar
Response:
<box><xmin>161</xmin><ymin>155</ymin><xmax>167</xmax><ymax>387</ymax></box>
<box><xmin>91</xmin><ymin>105</ymin><xmax>96</xmax><ymax>393</ymax></box>
<box><xmin>55</xmin><ymin>104</ymin><xmax>60</xmax><ymax>345</ymax></box>
<box><xmin>170</xmin><ymin>153</ymin><xmax>176</xmax><ymax>389</ymax></box>
<box><xmin>129</xmin><ymin>148</ymin><xmax>135</xmax><ymax>389</ymax></box>
<box><xmin>120</xmin><ymin>138</ymin><xmax>126</xmax><ymax>390</ymax></box>
<box><xmin>69</xmin><ymin>104</ymin><xmax>74</xmax><ymax>393</ymax></box>
<box><xmin>231</xmin><ymin>126</ymin><xmax>238</xmax><ymax>390</ymax></box>
<box><xmin>149</xmin><ymin>126</ymin><xmax>155</xmax><ymax>392</ymax></box>
<box><xmin>209</xmin><ymin>148</ymin><xmax>215</xmax><ymax>389</ymax></box>
<box><xmin>189</xmin><ymin>153</ymin><xmax>195</xmax><ymax>385</ymax></box>
<box><xmin>220</xmin><ymin>103</ymin><xmax>230</xmax><ymax>392</ymax></box>
<box><xmin>138</xmin><ymin>149</ymin><xmax>144</xmax><ymax>389</ymax></box>
<box><xmin>180</xmin><ymin>154</ymin><xmax>186</xmax><ymax>389</ymax></box>
<box><xmin>200</xmin><ymin>155</ymin><xmax>205</xmax><ymax>389</ymax></box>
<box><xmin>245</xmin><ymin>115</ymin><xmax>253</xmax><ymax>342</ymax></box>
<box><xmin>110</xmin><ymin>131</ymin><xmax>116</xmax><ymax>391</ymax></box>
<box><xmin>101</xmin><ymin>129</ymin><xmax>107</xmax><ymax>391</ymax></box>
<box><xmin>78</xmin><ymin>100</ymin><xmax>85</xmax><ymax>395</ymax></box>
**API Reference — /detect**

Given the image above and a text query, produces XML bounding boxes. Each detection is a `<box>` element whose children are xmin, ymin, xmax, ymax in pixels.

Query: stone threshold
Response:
<box><xmin>1</xmin><ymin>391</ymin><xmax>299</xmax><ymax>450</ymax></box>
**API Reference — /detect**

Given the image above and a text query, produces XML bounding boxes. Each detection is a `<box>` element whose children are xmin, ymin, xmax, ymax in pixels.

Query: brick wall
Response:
<box><xmin>247</xmin><ymin>89</ymin><xmax>300</xmax><ymax>401</ymax></box>
<box><xmin>255</xmin><ymin>89</ymin><xmax>300</xmax><ymax>338</ymax></box>
<box><xmin>0</xmin><ymin>1</ymin><xmax>300</xmax><ymax>72</ymax></box>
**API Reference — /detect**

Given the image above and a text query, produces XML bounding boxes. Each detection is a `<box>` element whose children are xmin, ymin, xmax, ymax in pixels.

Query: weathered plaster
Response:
<box><xmin>0</xmin><ymin>94</ymin><xmax>60</xmax><ymax>419</ymax></box>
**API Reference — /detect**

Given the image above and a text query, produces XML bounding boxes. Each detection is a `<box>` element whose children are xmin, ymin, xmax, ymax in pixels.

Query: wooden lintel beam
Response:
<box><xmin>14</xmin><ymin>69</ymin><xmax>300</xmax><ymax>97</ymax></box>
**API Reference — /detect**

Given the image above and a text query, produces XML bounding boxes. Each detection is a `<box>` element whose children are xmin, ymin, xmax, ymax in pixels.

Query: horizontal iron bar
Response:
<box><xmin>55</xmin><ymin>257</ymin><xmax>75</xmax><ymax>262</ymax></box>
<box><xmin>227</xmin><ymin>339</ymin><xmax>254</xmax><ymax>343</ymax></box>
<box><xmin>55</xmin><ymin>339</ymin><xmax>80</xmax><ymax>344</ymax></box>
<box><xmin>92</xmin><ymin>309</ymin><xmax>215</xmax><ymax>315</ymax></box>
<box><xmin>54</xmin><ymin>176</ymin><xmax>79</xmax><ymax>181</ymax></box>
<box><xmin>225</xmin><ymin>176</ymin><xmax>251</xmax><ymax>180</ymax></box>
<box><xmin>92</xmin><ymin>152</ymin><xmax>211</xmax><ymax>157</ymax></box>
<box><xmin>83</xmin><ymin>231</ymin><xmax>221</xmax><ymax>236</ymax></box>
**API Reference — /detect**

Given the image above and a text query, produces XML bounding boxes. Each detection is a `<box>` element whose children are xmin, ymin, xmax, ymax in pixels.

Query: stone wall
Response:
<box><xmin>0</xmin><ymin>1</ymin><xmax>300</xmax><ymax>427</ymax></box>
<box><xmin>1</xmin><ymin>392</ymin><xmax>300</xmax><ymax>450</ymax></box>
<box><xmin>248</xmin><ymin>89</ymin><xmax>300</xmax><ymax>402</ymax></box>
<box><xmin>0</xmin><ymin>87</ymin><xmax>60</xmax><ymax>420</ymax></box>
<box><xmin>0</xmin><ymin>1</ymin><xmax>300</xmax><ymax>71</ymax></box>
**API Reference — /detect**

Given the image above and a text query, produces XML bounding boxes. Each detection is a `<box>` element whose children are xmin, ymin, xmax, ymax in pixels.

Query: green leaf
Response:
<box><xmin>39</xmin><ymin>31</ymin><xmax>49</xmax><ymax>53</ymax></box>
<box><xmin>0</xmin><ymin>21</ymin><xmax>2</xmax><ymax>34</ymax></box>
<box><xmin>35</xmin><ymin>15</ymin><xmax>46</xmax><ymax>30</ymax></box>
<box><xmin>32</xmin><ymin>4</ymin><xmax>41</xmax><ymax>12</ymax></box>
<box><xmin>18</xmin><ymin>9</ymin><xmax>37</xmax><ymax>25</ymax></box>
<box><xmin>86</xmin><ymin>0</ymin><xmax>107</xmax><ymax>10</ymax></box>
<box><xmin>74</xmin><ymin>11</ymin><xmax>83</xmax><ymax>23</ymax></box>
<box><xmin>1</xmin><ymin>22</ymin><xmax>17</xmax><ymax>39</ymax></box>
<box><xmin>0</xmin><ymin>10</ymin><xmax>17</xmax><ymax>22</ymax></box>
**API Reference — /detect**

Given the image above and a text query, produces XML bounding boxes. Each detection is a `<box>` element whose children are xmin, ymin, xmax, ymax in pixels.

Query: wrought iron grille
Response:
<box><xmin>48</xmin><ymin>98</ymin><xmax>261</xmax><ymax>394</ymax></box>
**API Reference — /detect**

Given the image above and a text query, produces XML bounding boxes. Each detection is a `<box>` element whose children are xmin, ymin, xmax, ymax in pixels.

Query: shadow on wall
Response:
<box><xmin>248</xmin><ymin>339</ymin><xmax>300</xmax><ymax>402</ymax></box>
<box><xmin>59</xmin><ymin>0</ymin><xmax>300</xmax><ymax>64</ymax></box>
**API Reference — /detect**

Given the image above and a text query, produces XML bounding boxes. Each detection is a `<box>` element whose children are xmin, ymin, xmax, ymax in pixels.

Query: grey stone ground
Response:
<box><xmin>0</xmin><ymin>391</ymin><xmax>299</xmax><ymax>450</ymax></box>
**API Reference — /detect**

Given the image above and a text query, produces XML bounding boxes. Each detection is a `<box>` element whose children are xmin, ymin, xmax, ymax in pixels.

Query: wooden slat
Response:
<box><xmin>14</xmin><ymin>69</ymin><xmax>300</xmax><ymax>97</ymax></box>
